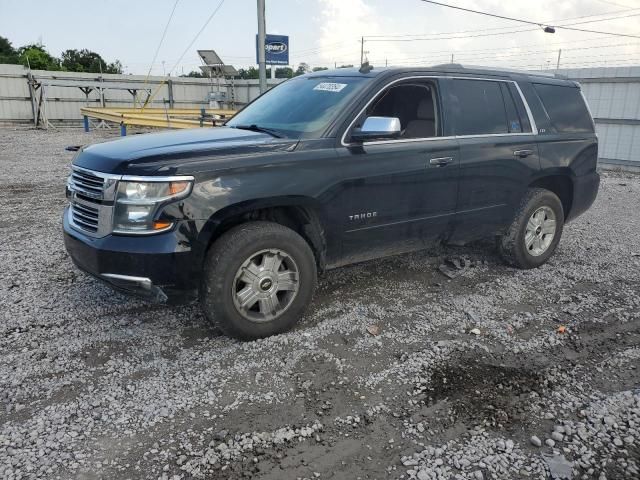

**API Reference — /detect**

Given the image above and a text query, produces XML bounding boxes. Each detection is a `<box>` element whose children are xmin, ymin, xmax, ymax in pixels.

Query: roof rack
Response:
<box><xmin>430</xmin><ymin>63</ymin><xmax>567</xmax><ymax>79</ymax></box>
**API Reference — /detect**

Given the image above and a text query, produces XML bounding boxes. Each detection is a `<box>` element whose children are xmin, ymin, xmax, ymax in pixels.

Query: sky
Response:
<box><xmin>2</xmin><ymin>0</ymin><xmax>640</xmax><ymax>75</ymax></box>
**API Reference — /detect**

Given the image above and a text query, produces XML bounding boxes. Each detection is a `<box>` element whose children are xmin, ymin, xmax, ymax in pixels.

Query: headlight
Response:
<box><xmin>113</xmin><ymin>178</ymin><xmax>193</xmax><ymax>234</ymax></box>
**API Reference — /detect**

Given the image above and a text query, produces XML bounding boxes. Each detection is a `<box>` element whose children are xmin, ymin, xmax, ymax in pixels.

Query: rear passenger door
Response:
<box><xmin>447</xmin><ymin>78</ymin><xmax>540</xmax><ymax>242</ymax></box>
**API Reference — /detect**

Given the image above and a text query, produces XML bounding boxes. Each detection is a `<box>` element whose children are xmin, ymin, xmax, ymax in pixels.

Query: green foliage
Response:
<box><xmin>294</xmin><ymin>62</ymin><xmax>310</xmax><ymax>76</ymax></box>
<box><xmin>18</xmin><ymin>44</ymin><xmax>61</xmax><ymax>70</ymax></box>
<box><xmin>312</xmin><ymin>67</ymin><xmax>328</xmax><ymax>72</ymax></box>
<box><xmin>236</xmin><ymin>67</ymin><xmax>259</xmax><ymax>79</ymax></box>
<box><xmin>338</xmin><ymin>64</ymin><xmax>354</xmax><ymax>69</ymax></box>
<box><xmin>180</xmin><ymin>70</ymin><xmax>206</xmax><ymax>78</ymax></box>
<box><xmin>0</xmin><ymin>36</ymin><xmax>122</xmax><ymax>73</ymax></box>
<box><xmin>275</xmin><ymin>67</ymin><xmax>293</xmax><ymax>78</ymax></box>
<box><xmin>61</xmin><ymin>49</ymin><xmax>123</xmax><ymax>74</ymax></box>
<box><xmin>0</xmin><ymin>36</ymin><xmax>19</xmax><ymax>64</ymax></box>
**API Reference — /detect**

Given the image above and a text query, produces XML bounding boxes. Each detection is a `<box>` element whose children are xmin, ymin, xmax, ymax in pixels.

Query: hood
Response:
<box><xmin>73</xmin><ymin>127</ymin><xmax>296</xmax><ymax>175</ymax></box>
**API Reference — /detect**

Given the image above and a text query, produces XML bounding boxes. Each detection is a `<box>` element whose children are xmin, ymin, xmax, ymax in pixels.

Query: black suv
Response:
<box><xmin>64</xmin><ymin>64</ymin><xmax>600</xmax><ymax>339</ymax></box>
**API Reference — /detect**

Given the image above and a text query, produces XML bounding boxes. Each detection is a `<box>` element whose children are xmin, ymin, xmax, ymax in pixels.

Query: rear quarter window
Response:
<box><xmin>533</xmin><ymin>83</ymin><xmax>594</xmax><ymax>134</ymax></box>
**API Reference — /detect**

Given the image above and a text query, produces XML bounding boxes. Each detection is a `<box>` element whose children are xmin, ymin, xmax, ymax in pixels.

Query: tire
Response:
<box><xmin>498</xmin><ymin>188</ymin><xmax>565</xmax><ymax>269</ymax></box>
<box><xmin>200</xmin><ymin>221</ymin><xmax>317</xmax><ymax>340</ymax></box>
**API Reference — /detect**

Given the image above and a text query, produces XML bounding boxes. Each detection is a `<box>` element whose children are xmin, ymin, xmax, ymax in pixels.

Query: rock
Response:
<box><xmin>469</xmin><ymin>328</ymin><xmax>481</xmax><ymax>336</ymax></box>
<box><xmin>551</xmin><ymin>432</ymin><xmax>563</xmax><ymax>442</ymax></box>
<box><xmin>543</xmin><ymin>453</ymin><xmax>573</xmax><ymax>480</ymax></box>
<box><xmin>417</xmin><ymin>470</ymin><xmax>430</xmax><ymax>480</ymax></box>
<box><xmin>531</xmin><ymin>436</ymin><xmax>542</xmax><ymax>447</ymax></box>
<box><xmin>545</xmin><ymin>438</ymin><xmax>556</xmax><ymax>448</ymax></box>
<box><xmin>473</xmin><ymin>471</ymin><xmax>484</xmax><ymax>480</ymax></box>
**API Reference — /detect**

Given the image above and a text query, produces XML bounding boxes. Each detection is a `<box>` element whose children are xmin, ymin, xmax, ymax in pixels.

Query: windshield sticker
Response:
<box><xmin>313</xmin><ymin>82</ymin><xmax>348</xmax><ymax>93</ymax></box>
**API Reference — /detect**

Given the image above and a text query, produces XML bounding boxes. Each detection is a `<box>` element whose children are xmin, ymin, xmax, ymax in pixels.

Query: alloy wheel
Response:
<box><xmin>524</xmin><ymin>206</ymin><xmax>557</xmax><ymax>257</ymax></box>
<box><xmin>232</xmin><ymin>249</ymin><xmax>300</xmax><ymax>323</ymax></box>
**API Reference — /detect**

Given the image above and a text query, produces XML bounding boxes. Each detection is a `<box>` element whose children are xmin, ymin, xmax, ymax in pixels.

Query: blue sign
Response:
<box><xmin>256</xmin><ymin>34</ymin><xmax>289</xmax><ymax>65</ymax></box>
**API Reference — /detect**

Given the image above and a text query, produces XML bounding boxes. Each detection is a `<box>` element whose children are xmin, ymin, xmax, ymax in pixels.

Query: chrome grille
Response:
<box><xmin>67</xmin><ymin>167</ymin><xmax>119</xmax><ymax>237</ymax></box>
<box><xmin>70</xmin><ymin>202</ymin><xmax>99</xmax><ymax>233</ymax></box>
<box><xmin>69</xmin><ymin>168</ymin><xmax>105</xmax><ymax>199</ymax></box>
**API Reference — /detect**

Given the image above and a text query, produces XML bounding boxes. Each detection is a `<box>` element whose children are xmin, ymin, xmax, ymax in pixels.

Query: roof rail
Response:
<box><xmin>430</xmin><ymin>63</ymin><xmax>570</xmax><ymax>79</ymax></box>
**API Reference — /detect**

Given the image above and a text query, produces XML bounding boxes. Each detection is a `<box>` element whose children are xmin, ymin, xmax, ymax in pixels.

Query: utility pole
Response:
<box><xmin>257</xmin><ymin>0</ymin><xmax>267</xmax><ymax>93</ymax></box>
<box><xmin>451</xmin><ymin>53</ymin><xmax>454</xmax><ymax>63</ymax></box>
<box><xmin>360</xmin><ymin>36</ymin><xmax>364</xmax><ymax>66</ymax></box>
<box><xmin>556</xmin><ymin>49</ymin><xmax>562</xmax><ymax>70</ymax></box>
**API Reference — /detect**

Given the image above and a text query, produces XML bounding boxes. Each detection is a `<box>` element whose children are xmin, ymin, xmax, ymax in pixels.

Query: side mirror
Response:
<box><xmin>351</xmin><ymin>116</ymin><xmax>401</xmax><ymax>142</ymax></box>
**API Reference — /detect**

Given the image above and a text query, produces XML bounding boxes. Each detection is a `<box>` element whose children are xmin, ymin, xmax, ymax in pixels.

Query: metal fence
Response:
<box><xmin>555</xmin><ymin>66</ymin><xmax>640</xmax><ymax>171</ymax></box>
<box><xmin>0</xmin><ymin>64</ymin><xmax>282</xmax><ymax>125</ymax></box>
<box><xmin>1</xmin><ymin>63</ymin><xmax>639</xmax><ymax>170</ymax></box>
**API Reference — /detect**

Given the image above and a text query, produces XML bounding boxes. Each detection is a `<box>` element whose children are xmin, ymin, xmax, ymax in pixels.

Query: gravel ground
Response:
<box><xmin>0</xmin><ymin>127</ymin><xmax>639</xmax><ymax>480</ymax></box>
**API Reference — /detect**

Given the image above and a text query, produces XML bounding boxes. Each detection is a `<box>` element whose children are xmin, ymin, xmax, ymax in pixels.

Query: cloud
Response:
<box><xmin>316</xmin><ymin>0</ymin><xmax>405</xmax><ymax>67</ymax></box>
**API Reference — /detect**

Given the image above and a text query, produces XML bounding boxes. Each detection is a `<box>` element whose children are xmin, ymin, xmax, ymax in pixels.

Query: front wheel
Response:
<box><xmin>498</xmin><ymin>188</ymin><xmax>565</xmax><ymax>269</ymax></box>
<box><xmin>201</xmin><ymin>221</ymin><xmax>317</xmax><ymax>340</ymax></box>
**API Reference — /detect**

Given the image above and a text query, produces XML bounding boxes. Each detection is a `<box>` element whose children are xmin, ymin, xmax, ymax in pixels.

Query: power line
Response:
<box><xmin>167</xmin><ymin>0</ymin><xmax>226</xmax><ymax>76</ymax></box>
<box><xmin>142</xmin><ymin>0</ymin><xmax>226</xmax><ymax>108</ymax></box>
<box><xmin>144</xmin><ymin>0</ymin><xmax>180</xmax><ymax>80</ymax></box>
<box><xmin>365</xmin><ymin>6</ymin><xmax>640</xmax><ymax>39</ymax></box>
<box><xmin>418</xmin><ymin>0</ymin><xmax>640</xmax><ymax>39</ymax></box>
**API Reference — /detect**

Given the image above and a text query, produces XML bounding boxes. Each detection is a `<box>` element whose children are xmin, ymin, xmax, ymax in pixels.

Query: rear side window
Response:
<box><xmin>533</xmin><ymin>83</ymin><xmax>594</xmax><ymax>133</ymax></box>
<box><xmin>451</xmin><ymin>79</ymin><xmax>508</xmax><ymax>135</ymax></box>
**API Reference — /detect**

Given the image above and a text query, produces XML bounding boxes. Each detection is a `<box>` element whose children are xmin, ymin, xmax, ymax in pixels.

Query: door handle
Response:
<box><xmin>429</xmin><ymin>156</ymin><xmax>454</xmax><ymax>167</ymax></box>
<box><xmin>513</xmin><ymin>149</ymin><xmax>534</xmax><ymax>158</ymax></box>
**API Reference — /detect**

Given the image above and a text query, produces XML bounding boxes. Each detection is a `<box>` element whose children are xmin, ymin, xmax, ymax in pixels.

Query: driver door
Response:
<box><xmin>332</xmin><ymin>77</ymin><xmax>460</xmax><ymax>264</ymax></box>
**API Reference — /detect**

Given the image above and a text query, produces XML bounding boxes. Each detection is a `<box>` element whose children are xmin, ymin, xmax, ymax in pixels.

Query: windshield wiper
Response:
<box><xmin>231</xmin><ymin>124</ymin><xmax>284</xmax><ymax>138</ymax></box>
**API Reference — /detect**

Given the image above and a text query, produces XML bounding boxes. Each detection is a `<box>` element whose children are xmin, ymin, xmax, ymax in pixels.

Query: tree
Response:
<box><xmin>237</xmin><ymin>67</ymin><xmax>259</xmax><ymax>79</ymax></box>
<box><xmin>338</xmin><ymin>64</ymin><xmax>354</xmax><ymax>69</ymax></box>
<box><xmin>312</xmin><ymin>67</ymin><xmax>328</xmax><ymax>72</ymax></box>
<box><xmin>275</xmin><ymin>67</ymin><xmax>293</xmax><ymax>78</ymax></box>
<box><xmin>18</xmin><ymin>44</ymin><xmax>61</xmax><ymax>70</ymax></box>
<box><xmin>180</xmin><ymin>70</ymin><xmax>206</xmax><ymax>78</ymax></box>
<box><xmin>61</xmin><ymin>49</ymin><xmax>122</xmax><ymax>74</ymax></box>
<box><xmin>294</xmin><ymin>62</ymin><xmax>310</xmax><ymax>76</ymax></box>
<box><xmin>0</xmin><ymin>36</ymin><xmax>19</xmax><ymax>64</ymax></box>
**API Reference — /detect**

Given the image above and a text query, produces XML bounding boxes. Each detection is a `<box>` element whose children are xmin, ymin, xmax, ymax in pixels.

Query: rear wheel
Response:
<box><xmin>499</xmin><ymin>188</ymin><xmax>564</xmax><ymax>269</ymax></box>
<box><xmin>201</xmin><ymin>221</ymin><xmax>317</xmax><ymax>340</ymax></box>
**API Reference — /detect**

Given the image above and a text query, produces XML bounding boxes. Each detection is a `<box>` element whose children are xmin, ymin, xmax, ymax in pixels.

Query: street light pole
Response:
<box><xmin>257</xmin><ymin>0</ymin><xmax>267</xmax><ymax>94</ymax></box>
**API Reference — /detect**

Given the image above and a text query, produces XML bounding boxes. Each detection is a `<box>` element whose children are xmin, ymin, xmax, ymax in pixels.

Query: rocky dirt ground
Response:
<box><xmin>0</xmin><ymin>127</ymin><xmax>639</xmax><ymax>480</ymax></box>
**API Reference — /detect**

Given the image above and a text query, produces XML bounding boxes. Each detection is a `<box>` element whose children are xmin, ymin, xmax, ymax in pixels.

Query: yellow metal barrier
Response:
<box><xmin>80</xmin><ymin>107</ymin><xmax>237</xmax><ymax>135</ymax></box>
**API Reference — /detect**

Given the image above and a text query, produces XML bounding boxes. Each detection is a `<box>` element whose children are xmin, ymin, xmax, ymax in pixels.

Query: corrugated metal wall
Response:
<box><xmin>556</xmin><ymin>66</ymin><xmax>640</xmax><ymax>169</ymax></box>
<box><xmin>0</xmin><ymin>64</ymin><xmax>283</xmax><ymax>124</ymax></box>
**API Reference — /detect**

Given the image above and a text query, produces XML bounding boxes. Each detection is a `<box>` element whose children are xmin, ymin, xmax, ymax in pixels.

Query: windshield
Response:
<box><xmin>226</xmin><ymin>76</ymin><xmax>368</xmax><ymax>139</ymax></box>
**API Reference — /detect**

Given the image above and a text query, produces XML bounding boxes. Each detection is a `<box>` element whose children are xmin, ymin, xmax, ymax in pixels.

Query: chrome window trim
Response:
<box><xmin>340</xmin><ymin>75</ymin><xmax>539</xmax><ymax>147</ymax></box>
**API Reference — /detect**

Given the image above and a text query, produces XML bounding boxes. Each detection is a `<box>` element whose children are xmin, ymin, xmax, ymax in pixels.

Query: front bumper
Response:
<box><xmin>63</xmin><ymin>207</ymin><xmax>201</xmax><ymax>301</ymax></box>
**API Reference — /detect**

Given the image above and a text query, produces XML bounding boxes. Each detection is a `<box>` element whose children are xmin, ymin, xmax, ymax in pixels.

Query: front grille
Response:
<box><xmin>67</xmin><ymin>167</ymin><xmax>118</xmax><ymax>237</ymax></box>
<box><xmin>70</xmin><ymin>202</ymin><xmax>99</xmax><ymax>233</ymax></box>
<box><xmin>69</xmin><ymin>168</ymin><xmax>105</xmax><ymax>199</ymax></box>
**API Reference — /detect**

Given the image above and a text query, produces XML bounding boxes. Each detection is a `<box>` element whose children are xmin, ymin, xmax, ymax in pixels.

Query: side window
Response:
<box><xmin>362</xmin><ymin>81</ymin><xmax>440</xmax><ymax>139</ymax></box>
<box><xmin>533</xmin><ymin>83</ymin><xmax>594</xmax><ymax>133</ymax></box>
<box><xmin>451</xmin><ymin>79</ymin><xmax>508</xmax><ymax>135</ymax></box>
